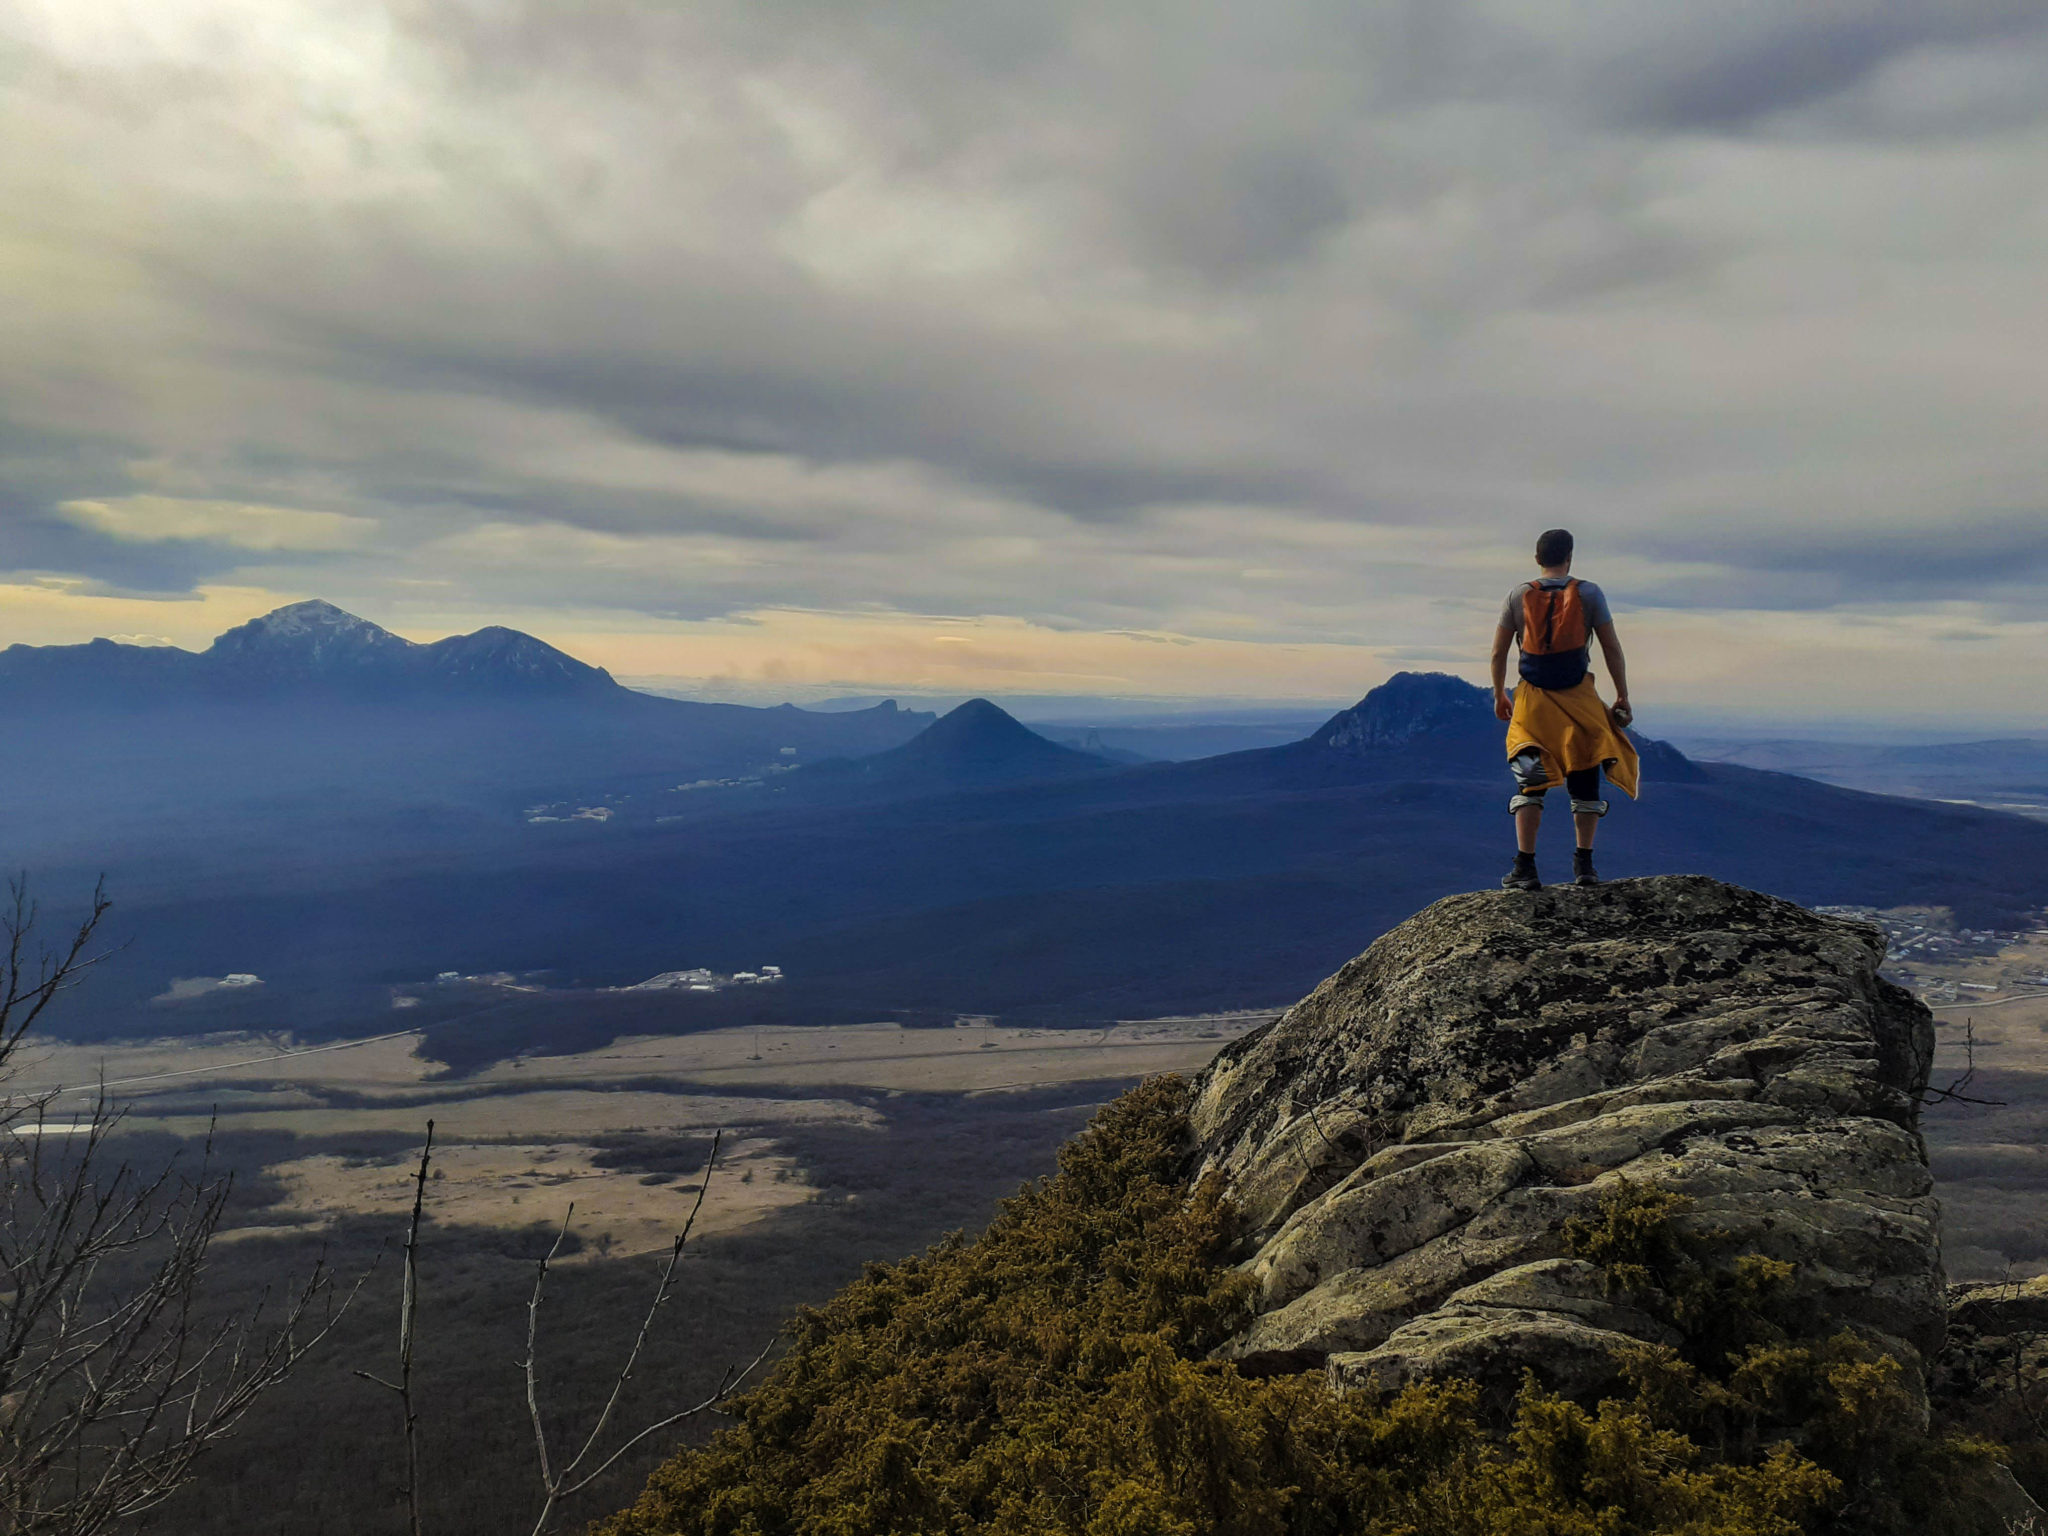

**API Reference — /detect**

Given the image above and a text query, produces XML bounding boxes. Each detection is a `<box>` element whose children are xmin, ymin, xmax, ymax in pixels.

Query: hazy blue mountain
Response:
<box><xmin>0</xmin><ymin>600</ymin><xmax>934</xmax><ymax>877</ymax></box>
<box><xmin>1075</xmin><ymin>671</ymin><xmax>1700</xmax><ymax>805</ymax></box>
<box><xmin>796</xmin><ymin>698</ymin><xmax>1117</xmax><ymax>795</ymax></box>
<box><xmin>1308</xmin><ymin>670</ymin><xmax>1498</xmax><ymax>752</ymax></box>
<box><xmin>38</xmin><ymin>668</ymin><xmax>2047</xmax><ymax>1060</ymax></box>
<box><xmin>421</xmin><ymin>625</ymin><xmax>616</xmax><ymax>695</ymax></box>
<box><xmin>0</xmin><ymin>599</ymin><xmax>618</xmax><ymax>703</ymax></box>
<box><xmin>205</xmin><ymin>599</ymin><xmax>433</xmax><ymax>685</ymax></box>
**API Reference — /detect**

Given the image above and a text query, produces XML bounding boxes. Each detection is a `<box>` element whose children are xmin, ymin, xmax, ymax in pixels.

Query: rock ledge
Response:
<box><xmin>1186</xmin><ymin>875</ymin><xmax>1941</xmax><ymax>1399</ymax></box>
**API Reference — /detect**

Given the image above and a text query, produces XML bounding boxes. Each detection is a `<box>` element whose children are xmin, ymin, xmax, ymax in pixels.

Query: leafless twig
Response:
<box><xmin>0</xmin><ymin>879</ymin><xmax>351</xmax><ymax>1534</ymax></box>
<box><xmin>0</xmin><ymin>875</ymin><xmax>115</xmax><ymax>1073</ymax></box>
<box><xmin>357</xmin><ymin>1120</ymin><xmax>434</xmax><ymax>1536</ymax></box>
<box><xmin>1921</xmin><ymin>1019</ymin><xmax>2006</xmax><ymax>1108</ymax></box>
<box><xmin>518</xmin><ymin>1129</ymin><xmax>771</xmax><ymax>1535</ymax></box>
<box><xmin>357</xmin><ymin>1123</ymin><xmax>775</xmax><ymax>1535</ymax></box>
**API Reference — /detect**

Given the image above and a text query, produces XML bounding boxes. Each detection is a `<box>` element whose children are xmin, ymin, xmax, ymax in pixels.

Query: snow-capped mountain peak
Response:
<box><xmin>207</xmin><ymin>600</ymin><xmax>416</xmax><ymax>669</ymax></box>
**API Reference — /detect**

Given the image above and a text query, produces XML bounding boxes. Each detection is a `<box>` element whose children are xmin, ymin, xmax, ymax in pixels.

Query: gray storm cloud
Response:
<box><xmin>1</xmin><ymin>0</ymin><xmax>2045</xmax><ymax>707</ymax></box>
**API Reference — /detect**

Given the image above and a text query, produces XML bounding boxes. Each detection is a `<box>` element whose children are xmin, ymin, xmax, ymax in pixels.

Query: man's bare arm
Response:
<box><xmin>1594</xmin><ymin>621</ymin><xmax>1632</xmax><ymax>725</ymax></box>
<box><xmin>1490</xmin><ymin>624</ymin><xmax>1514</xmax><ymax>721</ymax></box>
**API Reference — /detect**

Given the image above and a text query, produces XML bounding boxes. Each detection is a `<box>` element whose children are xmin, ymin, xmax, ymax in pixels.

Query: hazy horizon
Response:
<box><xmin>13</xmin><ymin>595</ymin><xmax>2045</xmax><ymax>740</ymax></box>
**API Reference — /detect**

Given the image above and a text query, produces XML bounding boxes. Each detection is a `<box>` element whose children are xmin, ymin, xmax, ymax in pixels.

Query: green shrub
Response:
<box><xmin>1563</xmin><ymin>1179</ymin><xmax>1796</xmax><ymax>1371</ymax></box>
<box><xmin>1567</xmin><ymin>1181</ymin><xmax>2005</xmax><ymax>1535</ymax></box>
<box><xmin>597</xmin><ymin>1085</ymin><xmax>1990</xmax><ymax>1536</ymax></box>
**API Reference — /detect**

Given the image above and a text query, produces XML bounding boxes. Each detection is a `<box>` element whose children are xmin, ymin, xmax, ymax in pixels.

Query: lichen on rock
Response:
<box><xmin>1185</xmin><ymin>874</ymin><xmax>1945</xmax><ymax>1401</ymax></box>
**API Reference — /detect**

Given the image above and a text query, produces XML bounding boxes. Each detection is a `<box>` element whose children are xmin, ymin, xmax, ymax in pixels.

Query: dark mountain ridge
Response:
<box><xmin>1307</xmin><ymin>669</ymin><xmax>1493</xmax><ymax>752</ymax></box>
<box><xmin>794</xmin><ymin>698</ymin><xmax>1116</xmax><ymax>795</ymax></box>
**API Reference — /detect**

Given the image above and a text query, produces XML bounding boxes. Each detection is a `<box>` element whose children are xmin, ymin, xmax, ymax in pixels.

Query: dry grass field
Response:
<box><xmin>220</xmin><ymin>1136</ymin><xmax>810</xmax><ymax>1261</ymax></box>
<box><xmin>10</xmin><ymin>1012</ymin><xmax>1267</xmax><ymax>1262</ymax></box>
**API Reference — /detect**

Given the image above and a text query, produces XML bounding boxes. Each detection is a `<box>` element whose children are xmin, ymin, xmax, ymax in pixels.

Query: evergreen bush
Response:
<box><xmin>598</xmin><ymin>1081</ymin><xmax>2006</xmax><ymax>1536</ymax></box>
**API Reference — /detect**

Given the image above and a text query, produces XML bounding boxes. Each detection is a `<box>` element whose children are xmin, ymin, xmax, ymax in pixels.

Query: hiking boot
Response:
<box><xmin>1573</xmin><ymin>849</ymin><xmax>1600</xmax><ymax>887</ymax></box>
<box><xmin>1502</xmin><ymin>855</ymin><xmax>1541</xmax><ymax>892</ymax></box>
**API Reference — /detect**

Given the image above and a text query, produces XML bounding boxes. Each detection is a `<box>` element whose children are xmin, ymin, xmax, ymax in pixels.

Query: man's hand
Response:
<box><xmin>1494</xmin><ymin>689</ymin><xmax>1513</xmax><ymax>722</ymax></box>
<box><xmin>1612</xmin><ymin>697</ymin><xmax>1634</xmax><ymax>729</ymax></box>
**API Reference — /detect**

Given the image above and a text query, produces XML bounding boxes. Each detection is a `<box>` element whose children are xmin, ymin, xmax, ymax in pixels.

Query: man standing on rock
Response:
<box><xmin>1491</xmin><ymin>529</ymin><xmax>1640</xmax><ymax>890</ymax></box>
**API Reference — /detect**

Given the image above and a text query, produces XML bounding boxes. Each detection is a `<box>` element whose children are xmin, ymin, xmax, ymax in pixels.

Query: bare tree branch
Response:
<box><xmin>0</xmin><ymin>876</ymin><xmax>117</xmax><ymax>1075</ymax></box>
<box><xmin>352</xmin><ymin>1121</ymin><xmax>771</xmax><ymax>1535</ymax></box>
<box><xmin>358</xmin><ymin>1121</ymin><xmax>435</xmax><ymax>1536</ymax></box>
<box><xmin>1921</xmin><ymin>1018</ymin><xmax>2006</xmax><ymax>1109</ymax></box>
<box><xmin>557</xmin><ymin>1132</ymin><xmax>723</xmax><ymax>1487</ymax></box>
<box><xmin>518</xmin><ymin>1130</ymin><xmax>763</xmax><ymax>1536</ymax></box>
<box><xmin>522</xmin><ymin>1205</ymin><xmax>577</xmax><ymax>1502</ymax></box>
<box><xmin>546</xmin><ymin>1333</ymin><xmax>777</xmax><ymax>1499</ymax></box>
<box><xmin>0</xmin><ymin>881</ymin><xmax>354</xmax><ymax>1535</ymax></box>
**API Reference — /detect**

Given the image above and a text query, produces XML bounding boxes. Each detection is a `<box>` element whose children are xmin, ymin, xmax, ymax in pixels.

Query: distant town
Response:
<box><xmin>1818</xmin><ymin>905</ymin><xmax>2048</xmax><ymax>1004</ymax></box>
<box><xmin>407</xmin><ymin>965</ymin><xmax>787</xmax><ymax>996</ymax></box>
<box><xmin>618</xmin><ymin>965</ymin><xmax>785</xmax><ymax>993</ymax></box>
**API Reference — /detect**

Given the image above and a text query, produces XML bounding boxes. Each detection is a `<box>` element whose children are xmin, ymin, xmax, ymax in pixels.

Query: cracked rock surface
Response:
<box><xmin>1186</xmin><ymin>875</ymin><xmax>1942</xmax><ymax>1399</ymax></box>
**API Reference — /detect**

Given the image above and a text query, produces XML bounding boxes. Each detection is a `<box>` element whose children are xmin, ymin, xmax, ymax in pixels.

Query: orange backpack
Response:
<box><xmin>1521</xmin><ymin>578</ymin><xmax>1589</xmax><ymax>657</ymax></box>
<box><xmin>1518</xmin><ymin>578</ymin><xmax>1591</xmax><ymax>690</ymax></box>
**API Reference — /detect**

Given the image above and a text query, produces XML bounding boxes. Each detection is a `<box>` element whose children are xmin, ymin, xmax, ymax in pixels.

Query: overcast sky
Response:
<box><xmin>4</xmin><ymin>1</ymin><xmax>2045</xmax><ymax>724</ymax></box>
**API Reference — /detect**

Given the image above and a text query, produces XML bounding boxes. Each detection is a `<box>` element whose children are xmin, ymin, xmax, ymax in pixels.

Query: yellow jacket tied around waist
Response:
<box><xmin>1505</xmin><ymin>677</ymin><xmax>1640</xmax><ymax>798</ymax></box>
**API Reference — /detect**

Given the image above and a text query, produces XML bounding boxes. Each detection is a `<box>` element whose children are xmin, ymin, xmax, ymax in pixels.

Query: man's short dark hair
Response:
<box><xmin>1535</xmin><ymin>528</ymin><xmax>1574</xmax><ymax>567</ymax></box>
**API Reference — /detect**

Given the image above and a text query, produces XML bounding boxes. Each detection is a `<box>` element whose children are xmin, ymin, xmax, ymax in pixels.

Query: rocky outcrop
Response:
<box><xmin>1186</xmin><ymin>875</ymin><xmax>1942</xmax><ymax>1401</ymax></box>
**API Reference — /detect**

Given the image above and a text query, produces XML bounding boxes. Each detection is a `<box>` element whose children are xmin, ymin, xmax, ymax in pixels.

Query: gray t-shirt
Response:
<box><xmin>1499</xmin><ymin>577</ymin><xmax>1612</xmax><ymax>652</ymax></box>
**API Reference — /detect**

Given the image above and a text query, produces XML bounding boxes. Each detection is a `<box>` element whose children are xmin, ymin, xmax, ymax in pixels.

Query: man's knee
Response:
<box><xmin>1565</xmin><ymin>766</ymin><xmax>1606</xmax><ymax>816</ymax></box>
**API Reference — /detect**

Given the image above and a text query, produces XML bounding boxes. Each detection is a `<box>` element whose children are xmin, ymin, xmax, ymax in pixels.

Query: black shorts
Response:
<box><xmin>1522</xmin><ymin>764</ymin><xmax>1603</xmax><ymax>802</ymax></box>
